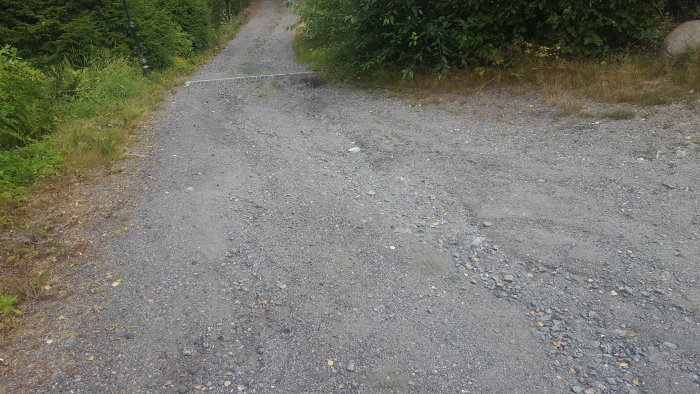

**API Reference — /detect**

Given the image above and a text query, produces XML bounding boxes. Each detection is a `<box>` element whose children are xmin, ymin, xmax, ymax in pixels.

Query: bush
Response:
<box><xmin>158</xmin><ymin>0</ymin><xmax>216</xmax><ymax>51</ymax></box>
<box><xmin>0</xmin><ymin>46</ymin><xmax>54</xmax><ymax>148</ymax></box>
<box><xmin>291</xmin><ymin>0</ymin><xmax>667</xmax><ymax>75</ymax></box>
<box><xmin>0</xmin><ymin>142</ymin><xmax>63</xmax><ymax>201</ymax></box>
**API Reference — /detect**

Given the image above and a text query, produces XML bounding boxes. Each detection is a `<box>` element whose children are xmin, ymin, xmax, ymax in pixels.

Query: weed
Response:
<box><xmin>555</xmin><ymin>103</ymin><xmax>583</xmax><ymax>118</ymax></box>
<box><xmin>0</xmin><ymin>295</ymin><xmax>22</xmax><ymax>331</ymax></box>
<box><xmin>603</xmin><ymin>109</ymin><xmax>636</xmax><ymax>120</ymax></box>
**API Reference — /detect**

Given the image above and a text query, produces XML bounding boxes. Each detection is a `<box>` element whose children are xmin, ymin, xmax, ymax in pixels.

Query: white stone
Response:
<box><xmin>662</xmin><ymin>20</ymin><xmax>700</xmax><ymax>58</ymax></box>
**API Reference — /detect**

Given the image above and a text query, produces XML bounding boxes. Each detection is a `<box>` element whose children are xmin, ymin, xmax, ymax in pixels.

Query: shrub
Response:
<box><xmin>0</xmin><ymin>46</ymin><xmax>54</xmax><ymax>148</ymax></box>
<box><xmin>291</xmin><ymin>0</ymin><xmax>666</xmax><ymax>75</ymax></box>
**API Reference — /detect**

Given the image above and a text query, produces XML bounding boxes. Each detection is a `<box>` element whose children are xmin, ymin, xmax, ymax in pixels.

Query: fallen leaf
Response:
<box><xmin>569</xmin><ymin>368</ymin><xmax>577</xmax><ymax>374</ymax></box>
<box><xmin>327</xmin><ymin>359</ymin><xmax>334</xmax><ymax>367</ymax></box>
<box><xmin>87</xmin><ymin>356</ymin><xmax>94</xmax><ymax>361</ymax></box>
<box><xmin>472</xmin><ymin>257</ymin><xmax>480</xmax><ymax>262</ymax></box>
<box><xmin>465</xmin><ymin>264</ymin><xmax>473</xmax><ymax>269</ymax></box>
<box><xmin>147</xmin><ymin>299</ymin><xmax>154</xmax><ymax>303</ymax></box>
<box><xmin>46</xmin><ymin>339</ymin><xmax>54</xmax><ymax>344</ymax></box>
<box><xmin>586</xmin><ymin>278</ymin><xmax>594</xmax><ymax>283</ymax></box>
<box><xmin>618</xmin><ymin>362</ymin><xmax>629</xmax><ymax>368</ymax></box>
<box><xmin>431</xmin><ymin>222</ymin><xmax>440</xmax><ymax>226</ymax></box>
<box><xmin>610</xmin><ymin>290</ymin><xmax>618</xmax><ymax>296</ymax></box>
<box><xmin>552</xmin><ymin>340</ymin><xmax>562</xmax><ymax>348</ymax></box>
<box><xmin>388</xmin><ymin>245</ymin><xmax>396</xmax><ymax>250</ymax></box>
<box><xmin>112</xmin><ymin>278</ymin><xmax>123</xmax><ymax>287</ymax></box>
<box><xmin>632</xmin><ymin>379</ymin><xmax>640</xmax><ymax>386</ymax></box>
<box><xmin>628</xmin><ymin>331</ymin><xmax>636</xmax><ymax>337</ymax></box>
<box><xmin>528</xmin><ymin>310</ymin><xmax>536</xmax><ymax>316</ymax></box>
<box><xmin>537</xmin><ymin>321</ymin><xmax>545</xmax><ymax>327</ymax></box>
<box><xmin>194</xmin><ymin>385</ymin><xmax>204</xmax><ymax>390</ymax></box>
<box><xmin>224</xmin><ymin>381</ymin><xmax>232</xmax><ymax>387</ymax></box>
<box><xmin>58</xmin><ymin>315</ymin><xmax>65</xmax><ymax>320</ymax></box>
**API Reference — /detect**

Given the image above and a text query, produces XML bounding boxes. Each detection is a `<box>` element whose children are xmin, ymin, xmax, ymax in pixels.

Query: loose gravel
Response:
<box><xmin>2</xmin><ymin>0</ymin><xmax>699</xmax><ymax>393</ymax></box>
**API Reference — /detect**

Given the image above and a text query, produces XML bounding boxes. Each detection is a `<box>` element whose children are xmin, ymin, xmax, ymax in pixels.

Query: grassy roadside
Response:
<box><xmin>0</xmin><ymin>13</ymin><xmax>249</xmax><ymax>336</ymax></box>
<box><xmin>294</xmin><ymin>34</ymin><xmax>700</xmax><ymax>110</ymax></box>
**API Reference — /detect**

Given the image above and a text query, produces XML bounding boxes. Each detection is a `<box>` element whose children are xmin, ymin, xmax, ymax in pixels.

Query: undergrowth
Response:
<box><xmin>312</xmin><ymin>48</ymin><xmax>700</xmax><ymax>108</ymax></box>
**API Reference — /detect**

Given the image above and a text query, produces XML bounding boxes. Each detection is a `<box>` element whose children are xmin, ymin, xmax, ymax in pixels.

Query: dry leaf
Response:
<box><xmin>327</xmin><ymin>359</ymin><xmax>334</xmax><ymax>367</ymax></box>
<box><xmin>46</xmin><ymin>339</ymin><xmax>54</xmax><ymax>344</ymax></box>
<box><xmin>569</xmin><ymin>368</ymin><xmax>577</xmax><ymax>374</ymax></box>
<box><xmin>618</xmin><ymin>362</ymin><xmax>629</xmax><ymax>368</ymax></box>
<box><xmin>610</xmin><ymin>290</ymin><xmax>618</xmax><ymax>296</ymax></box>
<box><xmin>58</xmin><ymin>315</ymin><xmax>65</xmax><ymax>320</ymax></box>
<box><xmin>552</xmin><ymin>340</ymin><xmax>562</xmax><ymax>348</ymax></box>
<box><xmin>431</xmin><ymin>222</ymin><xmax>440</xmax><ymax>226</ymax></box>
<box><xmin>112</xmin><ymin>278</ymin><xmax>123</xmax><ymax>287</ymax></box>
<box><xmin>628</xmin><ymin>331</ymin><xmax>636</xmax><ymax>337</ymax></box>
<box><xmin>224</xmin><ymin>381</ymin><xmax>232</xmax><ymax>387</ymax></box>
<box><xmin>389</xmin><ymin>245</ymin><xmax>396</xmax><ymax>250</ymax></box>
<box><xmin>87</xmin><ymin>356</ymin><xmax>94</xmax><ymax>361</ymax></box>
<box><xmin>586</xmin><ymin>278</ymin><xmax>594</xmax><ymax>283</ymax></box>
<box><xmin>537</xmin><ymin>322</ymin><xmax>545</xmax><ymax>327</ymax></box>
<box><xmin>632</xmin><ymin>379</ymin><xmax>640</xmax><ymax>386</ymax></box>
<box><xmin>528</xmin><ymin>310</ymin><xmax>536</xmax><ymax>316</ymax></box>
<box><xmin>194</xmin><ymin>385</ymin><xmax>204</xmax><ymax>390</ymax></box>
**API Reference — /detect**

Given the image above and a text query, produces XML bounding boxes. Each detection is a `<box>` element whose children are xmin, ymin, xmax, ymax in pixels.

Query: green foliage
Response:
<box><xmin>157</xmin><ymin>0</ymin><xmax>215</xmax><ymax>51</ymax></box>
<box><xmin>0</xmin><ymin>46</ymin><xmax>54</xmax><ymax>149</ymax></box>
<box><xmin>0</xmin><ymin>295</ymin><xmax>22</xmax><ymax>330</ymax></box>
<box><xmin>291</xmin><ymin>0</ymin><xmax>668</xmax><ymax>76</ymax></box>
<box><xmin>0</xmin><ymin>142</ymin><xmax>63</xmax><ymax>202</ymax></box>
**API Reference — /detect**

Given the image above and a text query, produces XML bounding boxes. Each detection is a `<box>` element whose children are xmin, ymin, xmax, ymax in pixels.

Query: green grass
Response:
<box><xmin>603</xmin><ymin>109</ymin><xmax>636</xmax><ymax>120</ymax></box>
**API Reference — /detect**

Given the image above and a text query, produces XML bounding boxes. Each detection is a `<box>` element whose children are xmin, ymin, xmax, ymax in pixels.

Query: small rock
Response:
<box><xmin>346</xmin><ymin>363</ymin><xmax>356</xmax><ymax>372</ymax></box>
<box><xmin>366</xmin><ymin>190</ymin><xmax>376</xmax><ymax>196</ymax></box>
<box><xmin>182</xmin><ymin>349</ymin><xmax>193</xmax><ymax>356</ymax></box>
<box><xmin>584</xmin><ymin>389</ymin><xmax>595</xmax><ymax>394</ymax></box>
<box><xmin>571</xmin><ymin>386</ymin><xmax>585</xmax><ymax>393</ymax></box>
<box><xmin>348</xmin><ymin>147</ymin><xmax>361</xmax><ymax>153</ymax></box>
<box><xmin>661</xmin><ymin>341</ymin><xmax>678</xmax><ymax>350</ymax></box>
<box><xmin>503</xmin><ymin>274</ymin><xmax>516</xmax><ymax>282</ymax></box>
<box><xmin>482</xmin><ymin>221</ymin><xmax>493</xmax><ymax>227</ymax></box>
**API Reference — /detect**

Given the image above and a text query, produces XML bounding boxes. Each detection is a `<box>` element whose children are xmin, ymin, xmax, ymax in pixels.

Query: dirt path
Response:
<box><xmin>3</xmin><ymin>0</ymin><xmax>699</xmax><ymax>392</ymax></box>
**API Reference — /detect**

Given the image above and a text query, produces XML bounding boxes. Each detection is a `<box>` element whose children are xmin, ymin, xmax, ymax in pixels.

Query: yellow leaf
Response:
<box><xmin>42</xmin><ymin>285</ymin><xmax>51</xmax><ymax>290</ymax></box>
<box><xmin>46</xmin><ymin>339</ymin><xmax>54</xmax><ymax>344</ymax></box>
<box><xmin>628</xmin><ymin>331</ymin><xmax>636</xmax><ymax>337</ymax></box>
<box><xmin>112</xmin><ymin>278</ymin><xmax>123</xmax><ymax>287</ymax></box>
<box><xmin>552</xmin><ymin>340</ymin><xmax>562</xmax><ymax>348</ymax></box>
<box><xmin>58</xmin><ymin>315</ymin><xmax>65</xmax><ymax>320</ymax></box>
<box><xmin>465</xmin><ymin>264</ymin><xmax>473</xmax><ymax>269</ymax></box>
<box><xmin>327</xmin><ymin>359</ymin><xmax>334</xmax><ymax>367</ymax></box>
<box><xmin>618</xmin><ymin>362</ymin><xmax>629</xmax><ymax>368</ymax></box>
<box><xmin>431</xmin><ymin>222</ymin><xmax>440</xmax><ymax>226</ymax></box>
<box><xmin>528</xmin><ymin>310</ymin><xmax>536</xmax><ymax>316</ymax></box>
<box><xmin>224</xmin><ymin>381</ymin><xmax>232</xmax><ymax>387</ymax></box>
<box><xmin>569</xmin><ymin>368</ymin><xmax>577</xmax><ymax>374</ymax></box>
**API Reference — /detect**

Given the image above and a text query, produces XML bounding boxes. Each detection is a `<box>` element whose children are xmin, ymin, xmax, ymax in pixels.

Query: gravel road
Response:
<box><xmin>3</xmin><ymin>0</ymin><xmax>699</xmax><ymax>392</ymax></box>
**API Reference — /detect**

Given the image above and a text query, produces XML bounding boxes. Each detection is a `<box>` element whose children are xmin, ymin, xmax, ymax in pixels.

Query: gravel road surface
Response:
<box><xmin>3</xmin><ymin>0</ymin><xmax>699</xmax><ymax>392</ymax></box>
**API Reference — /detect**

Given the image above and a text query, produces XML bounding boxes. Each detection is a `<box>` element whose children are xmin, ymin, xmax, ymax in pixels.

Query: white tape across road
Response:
<box><xmin>185</xmin><ymin>72</ymin><xmax>318</xmax><ymax>86</ymax></box>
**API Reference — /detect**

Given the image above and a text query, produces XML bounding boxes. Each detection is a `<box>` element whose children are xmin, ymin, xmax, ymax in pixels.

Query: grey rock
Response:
<box><xmin>661</xmin><ymin>341</ymin><xmax>678</xmax><ymax>350</ymax></box>
<box><xmin>482</xmin><ymin>221</ymin><xmax>493</xmax><ymax>227</ymax></box>
<box><xmin>662</xmin><ymin>20</ymin><xmax>700</xmax><ymax>58</ymax></box>
<box><xmin>571</xmin><ymin>386</ymin><xmax>585</xmax><ymax>393</ymax></box>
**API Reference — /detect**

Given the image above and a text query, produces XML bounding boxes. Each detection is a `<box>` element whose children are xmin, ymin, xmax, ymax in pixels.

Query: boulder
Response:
<box><xmin>662</xmin><ymin>20</ymin><xmax>700</xmax><ymax>59</ymax></box>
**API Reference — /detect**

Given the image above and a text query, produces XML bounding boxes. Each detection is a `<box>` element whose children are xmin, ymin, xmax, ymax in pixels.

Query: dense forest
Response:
<box><xmin>0</xmin><ymin>0</ymin><xmax>250</xmax><ymax>150</ymax></box>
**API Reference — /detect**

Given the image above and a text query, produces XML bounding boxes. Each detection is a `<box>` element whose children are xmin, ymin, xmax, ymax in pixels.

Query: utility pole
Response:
<box><xmin>121</xmin><ymin>0</ymin><xmax>150</xmax><ymax>77</ymax></box>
